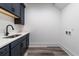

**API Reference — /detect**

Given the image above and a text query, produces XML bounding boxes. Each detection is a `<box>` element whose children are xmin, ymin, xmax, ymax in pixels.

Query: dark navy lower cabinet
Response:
<box><xmin>0</xmin><ymin>45</ymin><xmax>9</xmax><ymax>56</ymax></box>
<box><xmin>0</xmin><ymin>33</ymin><xmax>29</xmax><ymax>56</ymax></box>
<box><xmin>10</xmin><ymin>33</ymin><xmax>29</xmax><ymax>56</ymax></box>
<box><xmin>0</xmin><ymin>3</ymin><xmax>25</xmax><ymax>25</ymax></box>
<box><xmin>11</xmin><ymin>43</ymin><xmax>21</xmax><ymax>56</ymax></box>
<box><xmin>20</xmin><ymin>33</ymin><xmax>29</xmax><ymax>56</ymax></box>
<box><xmin>26</xmin><ymin>34</ymin><xmax>29</xmax><ymax>49</ymax></box>
<box><xmin>20</xmin><ymin>37</ymin><xmax>27</xmax><ymax>55</ymax></box>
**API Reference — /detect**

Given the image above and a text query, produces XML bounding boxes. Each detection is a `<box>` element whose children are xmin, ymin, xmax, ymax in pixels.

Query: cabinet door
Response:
<box><xmin>0</xmin><ymin>45</ymin><xmax>9</xmax><ymax>56</ymax></box>
<box><xmin>0</xmin><ymin>3</ymin><xmax>11</xmax><ymax>11</ymax></box>
<box><xmin>26</xmin><ymin>34</ymin><xmax>29</xmax><ymax>49</ymax></box>
<box><xmin>20</xmin><ymin>4</ymin><xmax>25</xmax><ymax>25</ymax></box>
<box><xmin>10</xmin><ymin>3</ymin><xmax>20</xmax><ymax>17</ymax></box>
<box><xmin>14</xmin><ymin>3</ymin><xmax>25</xmax><ymax>25</ymax></box>
<box><xmin>26</xmin><ymin>38</ymin><xmax>29</xmax><ymax>49</ymax></box>
<box><xmin>0</xmin><ymin>52</ymin><xmax>9</xmax><ymax>56</ymax></box>
<box><xmin>10</xmin><ymin>33</ymin><xmax>29</xmax><ymax>56</ymax></box>
<box><xmin>11</xmin><ymin>43</ymin><xmax>21</xmax><ymax>56</ymax></box>
<box><xmin>14</xmin><ymin>3</ymin><xmax>20</xmax><ymax>17</ymax></box>
<box><xmin>20</xmin><ymin>39</ymin><xmax>26</xmax><ymax>55</ymax></box>
<box><xmin>0</xmin><ymin>3</ymin><xmax>20</xmax><ymax>18</ymax></box>
<box><xmin>20</xmin><ymin>34</ymin><xmax>29</xmax><ymax>56</ymax></box>
<box><xmin>2</xmin><ymin>52</ymin><xmax>9</xmax><ymax>56</ymax></box>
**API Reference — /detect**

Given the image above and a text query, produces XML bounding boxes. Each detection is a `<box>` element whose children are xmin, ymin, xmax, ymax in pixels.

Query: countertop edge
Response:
<box><xmin>0</xmin><ymin>32</ymin><xmax>29</xmax><ymax>49</ymax></box>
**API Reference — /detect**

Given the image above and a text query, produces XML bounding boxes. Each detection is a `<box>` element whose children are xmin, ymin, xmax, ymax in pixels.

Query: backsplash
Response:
<box><xmin>0</xmin><ymin>13</ymin><xmax>23</xmax><ymax>36</ymax></box>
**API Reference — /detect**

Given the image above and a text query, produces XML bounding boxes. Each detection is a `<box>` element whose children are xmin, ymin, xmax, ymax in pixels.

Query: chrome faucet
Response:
<box><xmin>5</xmin><ymin>24</ymin><xmax>14</xmax><ymax>36</ymax></box>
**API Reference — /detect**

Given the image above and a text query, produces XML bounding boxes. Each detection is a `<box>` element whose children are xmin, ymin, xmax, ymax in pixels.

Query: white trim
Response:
<box><xmin>29</xmin><ymin>44</ymin><xmax>59</xmax><ymax>47</ymax></box>
<box><xmin>24</xmin><ymin>52</ymin><xmax>28</xmax><ymax>56</ymax></box>
<box><xmin>58</xmin><ymin>43</ymin><xmax>74</xmax><ymax>56</ymax></box>
<box><xmin>24</xmin><ymin>50</ymin><xmax>29</xmax><ymax>56</ymax></box>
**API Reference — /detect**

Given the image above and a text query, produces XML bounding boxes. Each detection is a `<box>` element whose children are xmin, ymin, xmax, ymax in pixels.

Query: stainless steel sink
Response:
<box><xmin>3</xmin><ymin>34</ymin><xmax>21</xmax><ymax>38</ymax></box>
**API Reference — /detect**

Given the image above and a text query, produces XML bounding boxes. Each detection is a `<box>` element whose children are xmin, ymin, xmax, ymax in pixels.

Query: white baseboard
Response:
<box><xmin>24</xmin><ymin>52</ymin><xmax>28</xmax><ymax>56</ymax></box>
<box><xmin>58</xmin><ymin>43</ymin><xmax>74</xmax><ymax>56</ymax></box>
<box><xmin>29</xmin><ymin>44</ymin><xmax>59</xmax><ymax>47</ymax></box>
<box><xmin>24</xmin><ymin>50</ymin><xmax>29</xmax><ymax>56</ymax></box>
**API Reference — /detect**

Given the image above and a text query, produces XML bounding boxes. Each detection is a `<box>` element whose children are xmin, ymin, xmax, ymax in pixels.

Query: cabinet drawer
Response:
<box><xmin>0</xmin><ymin>45</ymin><xmax>9</xmax><ymax>55</ymax></box>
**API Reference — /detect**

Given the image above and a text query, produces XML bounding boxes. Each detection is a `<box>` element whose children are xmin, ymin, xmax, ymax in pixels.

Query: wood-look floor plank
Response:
<box><xmin>26</xmin><ymin>47</ymin><xmax>68</xmax><ymax>56</ymax></box>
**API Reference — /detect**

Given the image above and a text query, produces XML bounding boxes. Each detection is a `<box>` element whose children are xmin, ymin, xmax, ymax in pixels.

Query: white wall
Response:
<box><xmin>25</xmin><ymin>3</ymin><xmax>61</xmax><ymax>45</ymax></box>
<box><xmin>0</xmin><ymin>13</ymin><xmax>23</xmax><ymax>36</ymax></box>
<box><xmin>59</xmin><ymin>3</ymin><xmax>79</xmax><ymax>55</ymax></box>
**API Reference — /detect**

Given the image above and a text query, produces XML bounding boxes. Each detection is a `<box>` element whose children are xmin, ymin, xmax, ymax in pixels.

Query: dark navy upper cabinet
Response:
<box><xmin>0</xmin><ymin>3</ymin><xmax>11</xmax><ymax>11</ymax></box>
<box><xmin>14</xmin><ymin>4</ymin><xmax>21</xmax><ymax>17</ymax></box>
<box><xmin>20</xmin><ymin>3</ymin><xmax>25</xmax><ymax>25</ymax></box>
<box><xmin>10</xmin><ymin>3</ymin><xmax>21</xmax><ymax>17</ymax></box>
<box><xmin>0</xmin><ymin>3</ymin><xmax>20</xmax><ymax>17</ymax></box>
<box><xmin>14</xmin><ymin>3</ymin><xmax>25</xmax><ymax>25</ymax></box>
<box><xmin>0</xmin><ymin>3</ymin><xmax>25</xmax><ymax>25</ymax></box>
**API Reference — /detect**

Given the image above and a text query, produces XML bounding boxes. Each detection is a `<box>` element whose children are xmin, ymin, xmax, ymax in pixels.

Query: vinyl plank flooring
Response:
<box><xmin>26</xmin><ymin>47</ymin><xmax>68</xmax><ymax>56</ymax></box>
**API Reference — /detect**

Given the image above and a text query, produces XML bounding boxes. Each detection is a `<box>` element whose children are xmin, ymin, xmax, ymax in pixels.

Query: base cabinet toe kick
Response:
<box><xmin>0</xmin><ymin>33</ymin><xmax>29</xmax><ymax>56</ymax></box>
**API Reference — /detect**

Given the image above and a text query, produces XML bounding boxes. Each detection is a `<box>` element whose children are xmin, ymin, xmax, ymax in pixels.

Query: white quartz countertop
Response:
<box><xmin>0</xmin><ymin>32</ymin><xmax>29</xmax><ymax>48</ymax></box>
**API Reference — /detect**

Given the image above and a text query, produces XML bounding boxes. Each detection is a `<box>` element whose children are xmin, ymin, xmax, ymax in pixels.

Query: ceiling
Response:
<box><xmin>53</xmin><ymin>3</ymin><xmax>69</xmax><ymax>10</ymax></box>
<box><xmin>25</xmin><ymin>3</ymin><xmax>69</xmax><ymax>10</ymax></box>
